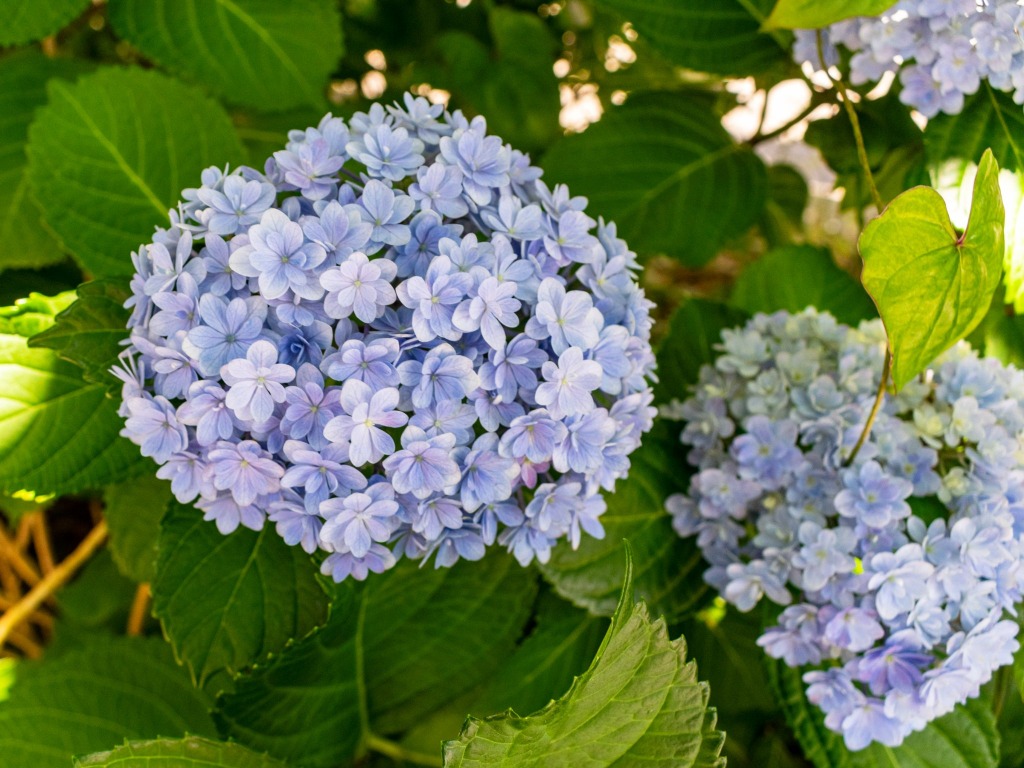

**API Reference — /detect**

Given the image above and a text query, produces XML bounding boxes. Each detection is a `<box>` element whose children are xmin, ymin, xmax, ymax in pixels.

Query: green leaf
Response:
<box><xmin>539</xmin><ymin>420</ymin><xmax>709</xmax><ymax>620</ymax></box>
<box><xmin>0</xmin><ymin>262</ymin><xmax>83</xmax><ymax>307</ymax></box>
<box><xmin>653</xmin><ymin>298</ymin><xmax>748</xmax><ymax>407</ymax></box>
<box><xmin>0</xmin><ymin>300</ymin><xmax>145</xmax><ymax>497</ymax></box>
<box><xmin>103</xmin><ymin>475</ymin><xmax>173</xmax><ymax>582</ymax></box>
<box><xmin>0</xmin><ymin>0</ymin><xmax>90</xmax><ymax>46</ymax></box>
<box><xmin>925</xmin><ymin>86</ymin><xmax>1024</xmax><ymax>173</ymax></box>
<box><xmin>29</xmin><ymin>280</ymin><xmax>130</xmax><ymax>391</ymax></box>
<box><xmin>0</xmin><ymin>290</ymin><xmax>75</xmax><ymax>337</ymax></box>
<box><xmin>0</xmin><ymin>636</ymin><xmax>215</xmax><ymax>768</ymax></box>
<box><xmin>472</xmin><ymin>607</ymin><xmax>608</xmax><ymax>719</ymax></box>
<box><xmin>764</xmin><ymin>0</ymin><xmax>897</xmax><ymax>30</ymax></box>
<box><xmin>760</xmin><ymin>164</ymin><xmax>810</xmax><ymax>247</ymax></box>
<box><xmin>767</xmin><ymin>658</ymin><xmax>999</xmax><ymax>768</ymax></box>
<box><xmin>860</xmin><ymin>149</ymin><xmax>1005</xmax><ymax>391</ymax></box>
<box><xmin>75</xmin><ymin>736</ymin><xmax>289</xmax><ymax>768</ymax></box>
<box><xmin>27</xmin><ymin>67</ymin><xmax>245</xmax><ymax>279</ymax></box>
<box><xmin>542</xmin><ymin>92</ymin><xmax>767</xmax><ymax>266</ymax></box>
<box><xmin>443</xmin><ymin>552</ymin><xmax>726</xmax><ymax>768</ymax></box>
<box><xmin>55</xmin><ymin>549</ymin><xmax>138</xmax><ymax>642</ymax></box>
<box><xmin>422</xmin><ymin>7</ymin><xmax>560</xmax><ymax>152</ymax></box>
<box><xmin>152</xmin><ymin>501</ymin><xmax>329</xmax><ymax>688</ymax></box>
<box><xmin>731</xmin><ymin>245</ymin><xmax>876</xmax><ymax>325</ymax></box>
<box><xmin>107</xmin><ymin>0</ymin><xmax>342</xmax><ymax>112</ymax></box>
<box><xmin>592</xmin><ymin>0</ymin><xmax>787</xmax><ymax>76</ymax></box>
<box><xmin>0</xmin><ymin>51</ymin><xmax>90</xmax><ymax>271</ymax></box>
<box><xmin>216</xmin><ymin>555</ymin><xmax>537</xmax><ymax>768</ymax></box>
<box><xmin>0</xmin><ymin>659</ymin><xmax>14</xmax><ymax>703</ymax></box>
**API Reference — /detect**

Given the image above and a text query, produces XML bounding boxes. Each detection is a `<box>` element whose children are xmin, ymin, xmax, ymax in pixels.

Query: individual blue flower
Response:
<box><xmin>176</xmin><ymin>381</ymin><xmax>239</xmax><ymax>446</ymax></box>
<box><xmin>274</xmin><ymin>138</ymin><xmax>345</xmax><ymax>200</ymax></box>
<box><xmin>184</xmin><ymin>295</ymin><xmax>266</xmax><ymax>377</ymax></box>
<box><xmin>397</xmin><ymin>343</ymin><xmax>479</xmax><ymax>408</ymax></box>
<box><xmin>867</xmin><ymin>545</ymin><xmax>935</xmax><ymax>621</ymax></box>
<box><xmin>229</xmin><ymin>209</ymin><xmax>327</xmax><ymax>301</ymax></box>
<box><xmin>320</xmin><ymin>252</ymin><xmax>398</xmax><ymax>322</ymax></box>
<box><xmin>499</xmin><ymin>409</ymin><xmax>567</xmax><ymax>463</ymax></box>
<box><xmin>730</xmin><ymin>415</ymin><xmax>802</xmax><ymax>490</ymax></box>
<box><xmin>410</xmin><ymin>400</ymin><xmax>477</xmax><ymax>445</ymax></box>
<box><xmin>197</xmin><ymin>175</ymin><xmax>276</xmax><ymax>236</ymax></box>
<box><xmin>525</xmin><ymin>277</ymin><xmax>603</xmax><ymax>354</ymax></box>
<box><xmin>346</xmin><ymin>123</ymin><xmax>424</xmax><ymax>182</ymax></box>
<box><xmin>409</xmin><ymin>162</ymin><xmax>468</xmax><ymax>218</ymax></box>
<box><xmin>384</xmin><ymin>432</ymin><xmax>461</xmax><ymax>499</ymax></box>
<box><xmin>268</xmin><ymin>490</ymin><xmax>323</xmax><ymax>553</ymax></box>
<box><xmin>281</xmin><ymin>440</ymin><xmax>366</xmax><ymax>513</ymax></box>
<box><xmin>302</xmin><ymin>199</ymin><xmax>373</xmax><ymax>258</ymax></box>
<box><xmin>222</xmin><ymin>340</ymin><xmax>296</xmax><ymax>423</ymax></box>
<box><xmin>410</xmin><ymin>495</ymin><xmax>463</xmax><ymax>541</ymax></box>
<box><xmin>321</xmin><ymin>543</ymin><xmax>396</xmax><ymax>581</ymax></box>
<box><xmin>479</xmin><ymin>334</ymin><xmax>546</xmax><ymax>404</ymax></box>
<box><xmin>396</xmin><ymin>255</ymin><xmax>474</xmax><ymax>342</ymax></box>
<box><xmin>438</xmin><ymin>121</ymin><xmax>510</xmax><ymax>205</ymax></box>
<box><xmin>198</xmin><ymin>493</ymin><xmax>266</xmax><ymax>535</ymax></box>
<box><xmin>144</xmin><ymin>231</ymin><xmax>205</xmax><ymax>297</ymax></box>
<box><xmin>320</xmin><ymin>483</ymin><xmax>399</xmax><ymax>557</ymax></box>
<box><xmin>855</xmin><ymin>643</ymin><xmax>932</xmax><ymax>696</ymax></box>
<box><xmin>823</xmin><ymin>607</ymin><xmax>885</xmax><ymax>653</ymax></box>
<box><xmin>321</xmin><ymin>337</ymin><xmax>400</xmax><ymax>390</ymax></box>
<box><xmin>840</xmin><ymin>700</ymin><xmax>905</xmax><ymax>751</ymax></box>
<box><xmin>724</xmin><ymin>560</ymin><xmax>792</xmax><ymax>611</ymax></box>
<box><xmin>552</xmin><ymin>409</ymin><xmax>615</xmax><ymax>475</ymax></box>
<box><xmin>323</xmin><ymin>379</ymin><xmax>408</xmax><ymax>466</ymax></box>
<box><xmin>279</xmin><ymin>368</ymin><xmax>342</xmax><ymax>448</ymax></box>
<box><xmin>834</xmin><ymin>460</ymin><xmax>913</xmax><ymax>529</ymax></box>
<box><xmin>544</xmin><ymin>210</ymin><xmax>599</xmax><ymax>265</ymax></box>
<box><xmin>481</xmin><ymin>195</ymin><xmax>546</xmax><ymax>241</ymax></box>
<box><xmin>458</xmin><ymin>434</ymin><xmax>517</xmax><ymax>511</ymax></box>
<box><xmin>122</xmin><ymin>395</ymin><xmax>189</xmax><ymax>463</ymax></box>
<box><xmin>535</xmin><ymin>347</ymin><xmax>605</xmax><ymax>420</ymax></box>
<box><xmin>358</xmin><ymin>180</ymin><xmax>415</xmax><ymax>246</ymax></box>
<box><xmin>207</xmin><ymin>439</ymin><xmax>284</xmax><ymax>506</ymax></box>
<box><xmin>452</xmin><ymin>276</ymin><xmax>521</xmax><ymax>350</ymax></box>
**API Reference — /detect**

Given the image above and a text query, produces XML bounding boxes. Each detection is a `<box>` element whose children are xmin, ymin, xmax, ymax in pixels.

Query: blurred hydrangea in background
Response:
<box><xmin>665</xmin><ymin>309</ymin><xmax>1024</xmax><ymax>750</ymax></box>
<box><xmin>795</xmin><ymin>0</ymin><xmax>1024</xmax><ymax>117</ymax></box>
<box><xmin>116</xmin><ymin>93</ymin><xmax>657</xmax><ymax>583</ymax></box>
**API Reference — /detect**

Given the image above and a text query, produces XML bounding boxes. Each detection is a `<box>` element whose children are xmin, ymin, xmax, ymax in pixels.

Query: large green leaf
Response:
<box><xmin>107</xmin><ymin>0</ymin><xmax>342</xmax><ymax>111</ymax></box>
<box><xmin>216</xmin><ymin>555</ymin><xmax>536</xmax><ymax>767</ymax></box>
<box><xmin>0</xmin><ymin>290</ymin><xmax>75</xmax><ymax>337</ymax></box>
<box><xmin>539</xmin><ymin>420</ymin><xmax>708</xmax><ymax>620</ymax></box>
<box><xmin>0</xmin><ymin>636</ymin><xmax>215</xmax><ymax>768</ymax></box>
<box><xmin>764</xmin><ymin>0</ymin><xmax>898</xmax><ymax>30</ymax></box>
<box><xmin>925</xmin><ymin>86</ymin><xmax>1024</xmax><ymax>174</ymax></box>
<box><xmin>443</xmin><ymin>554</ymin><xmax>726</xmax><ymax>767</ymax></box>
<box><xmin>0</xmin><ymin>51</ymin><xmax>89</xmax><ymax>271</ymax></box>
<box><xmin>103</xmin><ymin>475</ymin><xmax>173</xmax><ymax>583</ymax></box>
<box><xmin>592</xmin><ymin>0</ymin><xmax>787</xmax><ymax>76</ymax></box>
<box><xmin>152</xmin><ymin>501</ymin><xmax>330</xmax><ymax>688</ymax></box>
<box><xmin>731</xmin><ymin>245</ymin><xmax>876</xmax><ymax>325</ymax></box>
<box><xmin>541</xmin><ymin>92</ymin><xmax>767</xmax><ymax>266</ymax></box>
<box><xmin>29</xmin><ymin>280</ymin><xmax>130</xmax><ymax>391</ymax></box>
<box><xmin>27</xmin><ymin>67</ymin><xmax>245</xmax><ymax>279</ymax></box>
<box><xmin>767</xmin><ymin>659</ymin><xmax>999</xmax><ymax>768</ymax></box>
<box><xmin>0</xmin><ymin>296</ymin><xmax>145</xmax><ymax>496</ymax></box>
<box><xmin>0</xmin><ymin>0</ymin><xmax>89</xmax><ymax>46</ymax></box>
<box><xmin>424</xmin><ymin>7</ymin><xmax>560</xmax><ymax>152</ymax></box>
<box><xmin>860</xmin><ymin>149</ymin><xmax>1005</xmax><ymax>391</ymax></box>
<box><xmin>75</xmin><ymin>736</ymin><xmax>289</xmax><ymax>768</ymax></box>
<box><xmin>925</xmin><ymin>88</ymin><xmax>1024</xmax><ymax>314</ymax></box>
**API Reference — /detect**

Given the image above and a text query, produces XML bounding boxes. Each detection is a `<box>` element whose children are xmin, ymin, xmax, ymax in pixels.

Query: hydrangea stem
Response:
<box><xmin>0</xmin><ymin>520</ymin><xmax>108</xmax><ymax>651</ymax></box>
<box><xmin>365</xmin><ymin>733</ymin><xmax>443</xmax><ymax>767</ymax></box>
<box><xmin>815</xmin><ymin>30</ymin><xmax>885</xmax><ymax>212</ymax></box>
<box><xmin>845</xmin><ymin>348</ymin><xmax>892</xmax><ymax>466</ymax></box>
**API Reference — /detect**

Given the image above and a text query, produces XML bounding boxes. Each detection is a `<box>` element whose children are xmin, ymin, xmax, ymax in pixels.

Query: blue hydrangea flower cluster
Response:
<box><xmin>664</xmin><ymin>309</ymin><xmax>1024</xmax><ymax>750</ymax></box>
<box><xmin>116</xmin><ymin>94</ymin><xmax>657</xmax><ymax>582</ymax></box>
<box><xmin>794</xmin><ymin>1</ymin><xmax>1024</xmax><ymax>117</ymax></box>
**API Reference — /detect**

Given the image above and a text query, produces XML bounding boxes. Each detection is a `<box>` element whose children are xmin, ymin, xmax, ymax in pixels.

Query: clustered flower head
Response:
<box><xmin>116</xmin><ymin>93</ymin><xmax>657</xmax><ymax>582</ymax></box>
<box><xmin>794</xmin><ymin>0</ymin><xmax>1024</xmax><ymax>117</ymax></box>
<box><xmin>664</xmin><ymin>309</ymin><xmax>1024</xmax><ymax>750</ymax></box>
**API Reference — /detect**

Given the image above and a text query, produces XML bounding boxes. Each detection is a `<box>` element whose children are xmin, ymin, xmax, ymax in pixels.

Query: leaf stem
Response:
<box><xmin>365</xmin><ymin>733</ymin><xmax>443</xmax><ymax>767</ymax></box>
<box><xmin>126</xmin><ymin>582</ymin><xmax>151</xmax><ymax>636</ymax></box>
<box><xmin>749</xmin><ymin>100</ymin><xmax>819</xmax><ymax>146</ymax></box>
<box><xmin>0</xmin><ymin>520</ymin><xmax>108</xmax><ymax>650</ymax></box>
<box><xmin>816</xmin><ymin>30</ymin><xmax>884</xmax><ymax>212</ymax></box>
<box><xmin>845</xmin><ymin>348</ymin><xmax>891</xmax><ymax>466</ymax></box>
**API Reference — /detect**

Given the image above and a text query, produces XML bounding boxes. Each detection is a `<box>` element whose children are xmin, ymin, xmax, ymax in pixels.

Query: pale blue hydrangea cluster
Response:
<box><xmin>115</xmin><ymin>94</ymin><xmax>657</xmax><ymax>582</ymax></box>
<box><xmin>795</xmin><ymin>1</ymin><xmax>1024</xmax><ymax>117</ymax></box>
<box><xmin>665</xmin><ymin>309</ymin><xmax>1024</xmax><ymax>750</ymax></box>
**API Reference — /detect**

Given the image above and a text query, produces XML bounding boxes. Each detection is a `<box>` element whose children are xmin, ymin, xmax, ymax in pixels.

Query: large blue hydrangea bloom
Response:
<box><xmin>665</xmin><ymin>309</ymin><xmax>1024</xmax><ymax>750</ymax></box>
<box><xmin>117</xmin><ymin>94</ymin><xmax>657</xmax><ymax>582</ymax></box>
<box><xmin>794</xmin><ymin>1</ymin><xmax>1024</xmax><ymax>117</ymax></box>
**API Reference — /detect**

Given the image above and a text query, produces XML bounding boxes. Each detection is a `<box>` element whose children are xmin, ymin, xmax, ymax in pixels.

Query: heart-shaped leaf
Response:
<box><xmin>860</xmin><ymin>149</ymin><xmax>1004</xmax><ymax>391</ymax></box>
